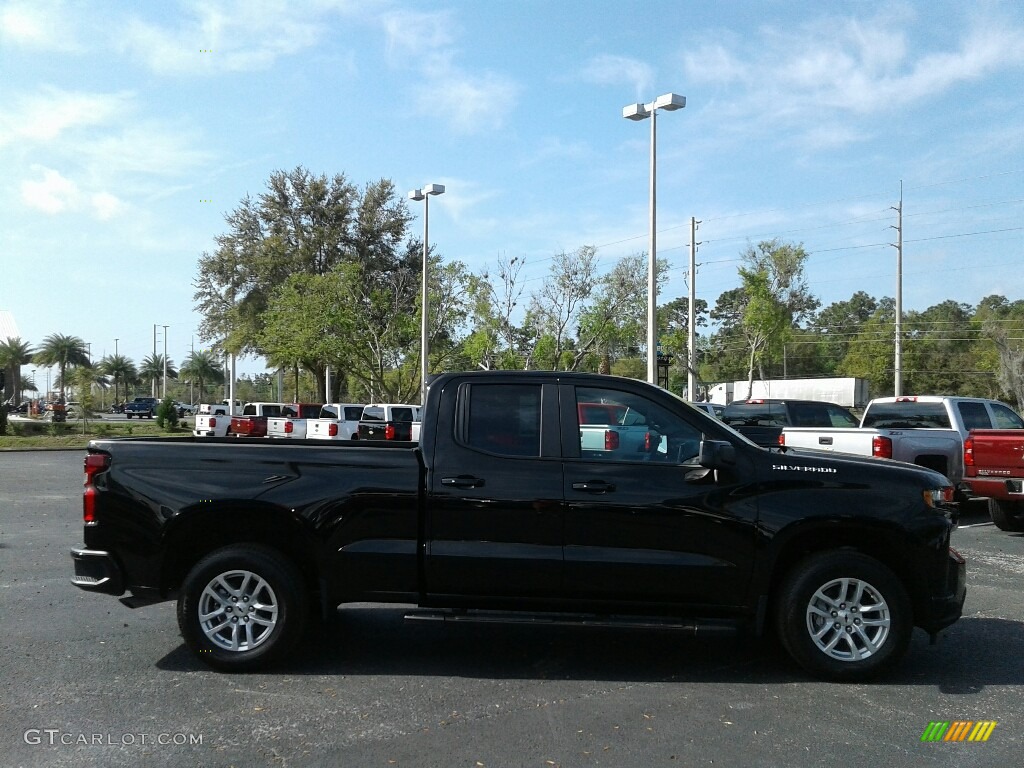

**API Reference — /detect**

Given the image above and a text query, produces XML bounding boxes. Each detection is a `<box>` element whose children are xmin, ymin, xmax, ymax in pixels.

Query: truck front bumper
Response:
<box><xmin>70</xmin><ymin>546</ymin><xmax>124</xmax><ymax>596</ymax></box>
<box><xmin>920</xmin><ymin>547</ymin><xmax>967</xmax><ymax>634</ymax></box>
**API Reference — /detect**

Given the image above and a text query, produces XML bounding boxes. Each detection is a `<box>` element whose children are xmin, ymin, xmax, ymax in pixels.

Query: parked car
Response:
<box><xmin>267</xmin><ymin>403</ymin><xmax>323</xmax><ymax>439</ymax></box>
<box><xmin>72</xmin><ymin>370</ymin><xmax>965</xmax><ymax>681</ymax></box>
<box><xmin>780</xmin><ymin>395</ymin><xmax>1024</xmax><ymax>490</ymax></box>
<box><xmin>193</xmin><ymin>403</ymin><xmax>233</xmax><ymax>437</ymax></box>
<box><xmin>307</xmin><ymin>403</ymin><xmax>366</xmax><ymax>441</ymax></box>
<box><xmin>230</xmin><ymin>402</ymin><xmax>286</xmax><ymax>438</ymax></box>
<box><xmin>689</xmin><ymin>402</ymin><xmax>724</xmax><ymax>418</ymax></box>
<box><xmin>175</xmin><ymin>402</ymin><xmax>197</xmax><ymax>418</ymax></box>
<box><xmin>357</xmin><ymin>403</ymin><xmax>422</xmax><ymax>442</ymax></box>
<box><xmin>124</xmin><ymin>397</ymin><xmax>159</xmax><ymax>419</ymax></box>
<box><xmin>963</xmin><ymin>428</ymin><xmax>1024</xmax><ymax>531</ymax></box>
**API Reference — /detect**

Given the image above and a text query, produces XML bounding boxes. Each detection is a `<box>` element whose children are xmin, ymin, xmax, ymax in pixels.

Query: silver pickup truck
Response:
<box><xmin>781</xmin><ymin>396</ymin><xmax>1024</xmax><ymax>488</ymax></box>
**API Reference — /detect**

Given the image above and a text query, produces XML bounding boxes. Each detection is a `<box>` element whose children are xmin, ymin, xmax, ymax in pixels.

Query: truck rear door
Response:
<box><xmin>424</xmin><ymin>378</ymin><xmax>564</xmax><ymax>599</ymax></box>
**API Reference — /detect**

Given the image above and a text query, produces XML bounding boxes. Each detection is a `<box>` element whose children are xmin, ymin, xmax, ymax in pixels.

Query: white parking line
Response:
<box><xmin>958</xmin><ymin>521</ymin><xmax>994</xmax><ymax>528</ymax></box>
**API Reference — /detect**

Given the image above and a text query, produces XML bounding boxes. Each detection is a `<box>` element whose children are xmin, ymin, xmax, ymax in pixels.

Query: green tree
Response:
<box><xmin>32</xmin><ymin>333</ymin><xmax>90</xmax><ymax>401</ymax></box>
<box><xmin>179</xmin><ymin>350</ymin><xmax>225</xmax><ymax>402</ymax></box>
<box><xmin>976</xmin><ymin>295</ymin><xmax>1024</xmax><ymax>407</ymax></box>
<box><xmin>838</xmin><ymin>298</ymin><xmax>896</xmax><ymax>396</ymax></box>
<box><xmin>194</xmin><ymin>167</ymin><xmax>413</xmax><ymax>359</ymax></box>
<box><xmin>68</xmin><ymin>364</ymin><xmax>107</xmax><ymax>431</ymax></box>
<box><xmin>902</xmin><ymin>300</ymin><xmax>976</xmax><ymax>395</ymax></box>
<box><xmin>730</xmin><ymin>240</ymin><xmax>818</xmax><ymax>396</ymax></box>
<box><xmin>525</xmin><ymin>246</ymin><xmax>599</xmax><ymax>371</ymax></box>
<box><xmin>810</xmin><ymin>291</ymin><xmax>878</xmax><ymax>374</ymax></box>
<box><xmin>99</xmin><ymin>354</ymin><xmax>138</xmax><ymax>405</ymax></box>
<box><xmin>139</xmin><ymin>354</ymin><xmax>177</xmax><ymax>398</ymax></box>
<box><xmin>464</xmin><ymin>254</ymin><xmax>532</xmax><ymax>370</ymax></box>
<box><xmin>0</xmin><ymin>336</ymin><xmax>34</xmax><ymax>405</ymax></box>
<box><xmin>574</xmin><ymin>253</ymin><xmax>669</xmax><ymax>373</ymax></box>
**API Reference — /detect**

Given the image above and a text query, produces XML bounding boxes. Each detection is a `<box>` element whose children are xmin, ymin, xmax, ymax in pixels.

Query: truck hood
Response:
<box><xmin>779</xmin><ymin>446</ymin><xmax>952</xmax><ymax>488</ymax></box>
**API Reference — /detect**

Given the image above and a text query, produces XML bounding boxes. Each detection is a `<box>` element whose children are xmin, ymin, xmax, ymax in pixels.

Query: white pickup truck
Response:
<box><xmin>307</xmin><ymin>403</ymin><xmax>366</xmax><ymax>441</ymax></box>
<box><xmin>192</xmin><ymin>402</ymin><xmax>233</xmax><ymax>437</ymax></box>
<box><xmin>780</xmin><ymin>395</ymin><xmax>1024</xmax><ymax>488</ymax></box>
<box><xmin>267</xmin><ymin>403</ymin><xmax>323</xmax><ymax>440</ymax></box>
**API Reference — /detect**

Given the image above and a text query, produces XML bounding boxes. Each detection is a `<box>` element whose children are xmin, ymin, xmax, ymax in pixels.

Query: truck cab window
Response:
<box><xmin>575</xmin><ymin>386</ymin><xmax>702</xmax><ymax>464</ymax></box>
<box><xmin>465</xmin><ymin>384</ymin><xmax>541</xmax><ymax>457</ymax></box>
<box><xmin>990</xmin><ymin>403</ymin><xmax>1024</xmax><ymax>429</ymax></box>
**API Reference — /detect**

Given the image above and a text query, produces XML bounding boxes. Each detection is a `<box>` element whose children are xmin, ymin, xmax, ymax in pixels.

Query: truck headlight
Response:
<box><xmin>923</xmin><ymin>486</ymin><xmax>955</xmax><ymax>508</ymax></box>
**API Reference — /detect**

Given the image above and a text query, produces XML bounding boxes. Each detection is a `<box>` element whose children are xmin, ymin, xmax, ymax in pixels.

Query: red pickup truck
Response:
<box><xmin>963</xmin><ymin>429</ymin><xmax>1024</xmax><ymax>531</ymax></box>
<box><xmin>229</xmin><ymin>402</ymin><xmax>286</xmax><ymax>438</ymax></box>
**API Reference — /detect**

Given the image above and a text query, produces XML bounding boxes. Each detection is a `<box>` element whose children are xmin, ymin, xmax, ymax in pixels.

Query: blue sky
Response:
<box><xmin>2</xmin><ymin>0</ymin><xmax>1022</xmax><ymax>378</ymax></box>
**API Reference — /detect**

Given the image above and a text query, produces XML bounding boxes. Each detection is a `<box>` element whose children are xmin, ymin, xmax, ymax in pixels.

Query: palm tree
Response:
<box><xmin>179</xmin><ymin>350</ymin><xmax>224</xmax><ymax>401</ymax></box>
<box><xmin>139</xmin><ymin>354</ymin><xmax>177</xmax><ymax>398</ymax></box>
<box><xmin>0</xmin><ymin>337</ymin><xmax>34</xmax><ymax>404</ymax></box>
<box><xmin>32</xmin><ymin>334</ymin><xmax>89</xmax><ymax>401</ymax></box>
<box><xmin>99</xmin><ymin>354</ymin><xmax>138</xmax><ymax>404</ymax></box>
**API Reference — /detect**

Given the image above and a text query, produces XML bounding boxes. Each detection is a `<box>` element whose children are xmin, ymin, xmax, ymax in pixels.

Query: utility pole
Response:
<box><xmin>890</xmin><ymin>182</ymin><xmax>903</xmax><ymax>397</ymax></box>
<box><xmin>688</xmin><ymin>217</ymin><xmax>701</xmax><ymax>400</ymax></box>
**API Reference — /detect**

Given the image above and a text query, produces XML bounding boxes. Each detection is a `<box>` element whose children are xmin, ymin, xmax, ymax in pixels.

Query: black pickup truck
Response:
<box><xmin>71</xmin><ymin>371</ymin><xmax>965</xmax><ymax>681</ymax></box>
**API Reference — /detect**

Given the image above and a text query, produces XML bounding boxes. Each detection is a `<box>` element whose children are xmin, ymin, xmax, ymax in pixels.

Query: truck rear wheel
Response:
<box><xmin>775</xmin><ymin>551</ymin><xmax>912</xmax><ymax>681</ymax></box>
<box><xmin>177</xmin><ymin>544</ymin><xmax>308</xmax><ymax>671</ymax></box>
<box><xmin>988</xmin><ymin>498</ymin><xmax>1024</xmax><ymax>532</ymax></box>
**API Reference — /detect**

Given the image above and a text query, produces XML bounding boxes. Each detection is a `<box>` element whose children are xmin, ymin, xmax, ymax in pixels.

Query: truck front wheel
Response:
<box><xmin>988</xmin><ymin>498</ymin><xmax>1024</xmax><ymax>532</ymax></box>
<box><xmin>775</xmin><ymin>551</ymin><xmax>912</xmax><ymax>681</ymax></box>
<box><xmin>177</xmin><ymin>544</ymin><xmax>308</xmax><ymax>671</ymax></box>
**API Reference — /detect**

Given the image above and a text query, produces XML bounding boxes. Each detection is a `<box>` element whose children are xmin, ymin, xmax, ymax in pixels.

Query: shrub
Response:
<box><xmin>156</xmin><ymin>397</ymin><xmax>178</xmax><ymax>431</ymax></box>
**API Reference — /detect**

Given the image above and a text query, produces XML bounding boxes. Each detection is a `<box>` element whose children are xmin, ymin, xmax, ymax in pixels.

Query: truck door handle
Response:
<box><xmin>818</xmin><ymin>437</ymin><xmax>833</xmax><ymax>445</ymax></box>
<box><xmin>441</xmin><ymin>476</ymin><xmax>484</xmax><ymax>489</ymax></box>
<box><xmin>572</xmin><ymin>480</ymin><xmax>616</xmax><ymax>493</ymax></box>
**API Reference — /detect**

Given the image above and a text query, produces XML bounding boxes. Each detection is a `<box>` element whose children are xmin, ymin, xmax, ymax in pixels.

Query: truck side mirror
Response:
<box><xmin>699</xmin><ymin>439</ymin><xmax>736</xmax><ymax>468</ymax></box>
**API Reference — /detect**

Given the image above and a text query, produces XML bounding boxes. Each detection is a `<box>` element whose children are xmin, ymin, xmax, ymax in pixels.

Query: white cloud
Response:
<box><xmin>0</xmin><ymin>87</ymin><xmax>133</xmax><ymax>148</ymax></box>
<box><xmin>377</xmin><ymin>9</ymin><xmax>518</xmax><ymax>135</ymax></box>
<box><xmin>680</xmin><ymin>10</ymin><xmax>1024</xmax><ymax>149</ymax></box>
<box><xmin>118</xmin><ymin>0</ymin><xmax>332</xmax><ymax>75</ymax></box>
<box><xmin>381</xmin><ymin>9</ymin><xmax>455</xmax><ymax>66</ymax></box>
<box><xmin>21</xmin><ymin>167</ymin><xmax>79</xmax><ymax>214</ymax></box>
<box><xmin>579</xmin><ymin>54</ymin><xmax>654</xmax><ymax>99</ymax></box>
<box><xmin>413</xmin><ymin>71</ymin><xmax>520</xmax><ymax>134</ymax></box>
<box><xmin>91</xmin><ymin>192</ymin><xmax>126</xmax><ymax>220</ymax></box>
<box><xmin>0</xmin><ymin>0</ymin><xmax>82</xmax><ymax>51</ymax></box>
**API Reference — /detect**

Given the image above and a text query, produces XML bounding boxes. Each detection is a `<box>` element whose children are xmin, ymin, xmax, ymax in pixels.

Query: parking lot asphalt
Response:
<box><xmin>1</xmin><ymin>450</ymin><xmax>1021</xmax><ymax>768</ymax></box>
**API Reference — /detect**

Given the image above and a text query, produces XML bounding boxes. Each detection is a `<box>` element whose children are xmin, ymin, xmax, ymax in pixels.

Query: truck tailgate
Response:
<box><xmin>781</xmin><ymin>427</ymin><xmax>876</xmax><ymax>455</ymax></box>
<box><xmin>967</xmin><ymin>429</ymin><xmax>1024</xmax><ymax>475</ymax></box>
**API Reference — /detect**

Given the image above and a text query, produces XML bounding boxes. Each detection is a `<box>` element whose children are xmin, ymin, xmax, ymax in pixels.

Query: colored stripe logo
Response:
<box><xmin>921</xmin><ymin>721</ymin><xmax>997</xmax><ymax>742</ymax></box>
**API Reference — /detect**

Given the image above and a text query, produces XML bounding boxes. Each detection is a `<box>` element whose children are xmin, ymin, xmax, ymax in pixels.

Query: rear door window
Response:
<box><xmin>990</xmin><ymin>403</ymin><xmax>1024</xmax><ymax>429</ymax></box>
<box><xmin>465</xmin><ymin>384</ymin><xmax>542</xmax><ymax>457</ymax></box>
<box><xmin>957</xmin><ymin>401</ymin><xmax>992</xmax><ymax>431</ymax></box>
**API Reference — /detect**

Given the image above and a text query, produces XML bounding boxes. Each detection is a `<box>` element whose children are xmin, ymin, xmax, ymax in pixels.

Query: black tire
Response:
<box><xmin>989</xmin><ymin>498</ymin><xmax>1024</xmax><ymax>532</ymax></box>
<box><xmin>775</xmin><ymin>551</ymin><xmax>912</xmax><ymax>681</ymax></box>
<box><xmin>177</xmin><ymin>544</ymin><xmax>309</xmax><ymax>672</ymax></box>
<box><xmin>126</xmin><ymin>413</ymin><xmax>133</xmax><ymax>419</ymax></box>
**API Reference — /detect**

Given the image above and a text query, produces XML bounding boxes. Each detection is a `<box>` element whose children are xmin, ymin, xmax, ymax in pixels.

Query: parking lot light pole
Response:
<box><xmin>623</xmin><ymin>93</ymin><xmax>686</xmax><ymax>385</ymax></box>
<box><xmin>409</xmin><ymin>184</ymin><xmax>445</xmax><ymax>405</ymax></box>
<box><xmin>162</xmin><ymin>325</ymin><xmax>169</xmax><ymax>399</ymax></box>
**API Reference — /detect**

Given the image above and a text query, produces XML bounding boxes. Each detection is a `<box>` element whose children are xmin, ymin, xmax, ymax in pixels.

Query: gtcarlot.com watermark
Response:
<box><xmin>24</xmin><ymin>729</ymin><xmax>202</xmax><ymax>747</ymax></box>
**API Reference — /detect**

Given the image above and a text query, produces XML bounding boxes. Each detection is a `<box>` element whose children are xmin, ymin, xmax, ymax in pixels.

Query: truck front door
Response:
<box><xmin>425</xmin><ymin>379</ymin><xmax>564</xmax><ymax>600</ymax></box>
<box><xmin>560</xmin><ymin>383</ymin><xmax>758</xmax><ymax>609</ymax></box>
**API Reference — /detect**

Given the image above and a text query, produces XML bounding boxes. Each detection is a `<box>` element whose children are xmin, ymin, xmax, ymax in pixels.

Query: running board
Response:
<box><xmin>404</xmin><ymin>609</ymin><xmax>737</xmax><ymax>636</ymax></box>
